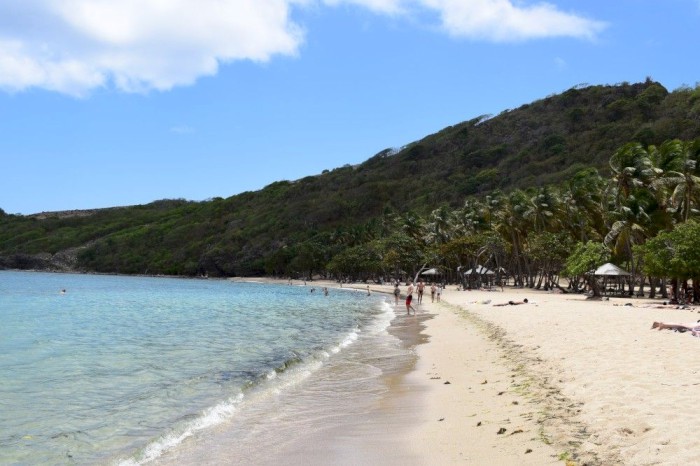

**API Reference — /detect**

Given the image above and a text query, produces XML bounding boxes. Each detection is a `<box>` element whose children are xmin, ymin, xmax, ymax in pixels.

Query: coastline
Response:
<box><xmin>239</xmin><ymin>278</ymin><xmax>700</xmax><ymax>465</ymax></box>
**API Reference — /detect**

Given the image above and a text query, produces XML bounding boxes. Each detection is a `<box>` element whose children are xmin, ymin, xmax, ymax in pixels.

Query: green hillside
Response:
<box><xmin>3</xmin><ymin>79</ymin><xmax>700</xmax><ymax>283</ymax></box>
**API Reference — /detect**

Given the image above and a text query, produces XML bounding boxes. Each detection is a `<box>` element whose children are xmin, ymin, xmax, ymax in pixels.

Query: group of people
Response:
<box><xmin>393</xmin><ymin>280</ymin><xmax>443</xmax><ymax>315</ymax></box>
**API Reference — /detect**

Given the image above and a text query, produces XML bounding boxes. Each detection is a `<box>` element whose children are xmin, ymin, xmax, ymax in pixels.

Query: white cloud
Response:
<box><xmin>322</xmin><ymin>0</ymin><xmax>406</xmax><ymax>14</ymax></box>
<box><xmin>325</xmin><ymin>0</ymin><xmax>605</xmax><ymax>42</ymax></box>
<box><xmin>0</xmin><ymin>0</ymin><xmax>306</xmax><ymax>96</ymax></box>
<box><xmin>418</xmin><ymin>0</ymin><xmax>605</xmax><ymax>41</ymax></box>
<box><xmin>0</xmin><ymin>0</ymin><xmax>604</xmax><ymax>96</ymax></box>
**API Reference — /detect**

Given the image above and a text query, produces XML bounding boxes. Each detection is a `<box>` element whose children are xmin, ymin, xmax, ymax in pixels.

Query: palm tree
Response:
<box><xmin>454</xmin><ymin>198</ymin><xmax>484</xmax><ymax>235</ymax></box>
<box><xmin>493</xmin><ymin>190</ymin><xmax>530</xmax><ymax>286</ymax></box>
<box><xmin>604</xmin><ymin>194</ymin><xmax>651</xmax><ymax>295</ymax></box>
<box><xmin>426</xmin><ymin>206</ymin><xmax>455</xmax><ymax>245</ymax></box>
<box><xmin>653</xmin><ymin>140</ymin><xmax>700</xmax><ymax>223</ymax></box>
<box><xmin>608</xmin><ymin>142</ymin><xmax>657</xmax><ymax>207</ymax></box>
<box><xmin>401</xmin><ymin>211</ymin><xmax>425</xmax><ymax>243</ymax></box>
<box><xmin>524</xmin><ymin>186</ymin><xmax>561</xmax><ymax>233</ymax></box>
<box><xmin>560</xmin><ymin>168</ymin><xmax>606</xmax><ymax>242</ymax></box>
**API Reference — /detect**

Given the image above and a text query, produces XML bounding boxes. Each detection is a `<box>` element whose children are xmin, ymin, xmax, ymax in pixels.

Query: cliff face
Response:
<box><xmin>0</xmin><ymin>247</ymin><xmax>83</xmax><ymax>272</ymax></box>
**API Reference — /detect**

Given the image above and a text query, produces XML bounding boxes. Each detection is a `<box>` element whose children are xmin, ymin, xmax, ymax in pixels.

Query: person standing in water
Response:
<box><xmin>405</xmin><ymin>281</ymin><xmax>416</xmax><ymax>315</ymax></box>
<box><xmin>405</xmin><ymin>293</ymin><xmax>416</xmax><ymax>315</ymax></box>
<box><xmin>393</xmin><ymin>283</ymin><xmax>401</xmax><ymax>305</ymax></box>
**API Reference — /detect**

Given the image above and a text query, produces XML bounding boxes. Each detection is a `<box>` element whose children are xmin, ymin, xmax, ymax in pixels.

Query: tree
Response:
<box><xmin>637</xmin><ymin>222</ymin><xmax>700</xmax><ymax>301</ymax></box>
<box><xmin>493</xmin><ymin>189</ymin><xmax>530</xmax><ymax>286</ymax></box>
<box><xmin>326</xmin><ymin>242</ymin><xmax>384</xmax><ymax>281</ymax></box>
<box><xmin>563</xmin><ymin>241</ymin><xmax>610</xmax><ymax>297</ymax></box>
<box><xmin>426</xmin><ymin>206</ymin><xmax>455</xmax><ymax>244</ymax></box>
<box><xmin>604</xmin><ymin>194</ymin><xmax>649</xmax><ymax>261</ymax></box>
<box><xmin>652</xmin><ymin>139</ymin><xmax>700</xmax><ymax>223</ymax></box>
<box><xmin>526</xmin><ymin>232</ymin><xmax>570</xmax><ymax>290</ymax></box>
<box><xmin>608</xmin><ymin>142</ymin><xmax>656</xmax><ymax>205</ymax></box>
<box><xmin>380</xmin><ymin>231</ymin><xmax>424</xmax><ymax>281</ymax></box>
<box><xmin>524</xmin><ymin>186</ymin><xmax>560</xmax><ymax>233</ymax></box>
<box><xmin>560</xmin><ymin>168</ymin><xmax>606</xmax><ymax>242</ymax></box>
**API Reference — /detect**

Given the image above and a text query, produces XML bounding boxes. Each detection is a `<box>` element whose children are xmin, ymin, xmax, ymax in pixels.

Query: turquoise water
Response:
<box><xmin>0</xmin><ymin>271</ymin><xmax>399</xmax><ymax>465</ymax></box>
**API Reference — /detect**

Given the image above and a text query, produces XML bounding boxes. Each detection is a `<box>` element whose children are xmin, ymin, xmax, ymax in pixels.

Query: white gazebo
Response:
<box><xmin>464</xmin><ymin>264</ymin><xmax>495</xmax><ymax>288</ymax></box>
<box><xmin>463</xmin><ymin>265</ymin><xmax>494</xmax><ymax>275</ymax></box>
<box><xmin>594</xmin><ymin>263</ymin><xmax>631</xmax><ymax>295</ymax></box>
<box><xmin>594</xmin><ymin>263</ymin><xmax>630</xmax><ymax>276</ymax></box>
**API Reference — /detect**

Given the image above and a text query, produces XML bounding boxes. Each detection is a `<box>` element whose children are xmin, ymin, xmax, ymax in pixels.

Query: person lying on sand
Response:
<box><xmin>616</xmin><ymin>302</ymin><xmax>693</xmax><ymax>309</ymax></box>
<box><xmin>493</xmin><ymin>298</ymin><xmax>528</xmax><ymax>306</ymax></box>
<box><xmin>651</xmin><ymin>321</ymin><xmax>700</xmax><ymax>335</ymax></box>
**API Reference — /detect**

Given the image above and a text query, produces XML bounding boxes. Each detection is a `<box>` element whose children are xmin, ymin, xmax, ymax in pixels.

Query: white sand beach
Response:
<box><xmin>235</xmin><ymin>279</ymin><xmax>700</xmax><ymax>465</ymax></box>
<box><xmin>405</xmin><ymin>285</ymin><xmax>700</xmax><ymax>465</ymax></box>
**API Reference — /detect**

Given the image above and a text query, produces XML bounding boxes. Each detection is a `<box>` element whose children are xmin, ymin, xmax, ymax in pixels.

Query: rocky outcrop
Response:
<box><xmin>0</xmin><ymin>246</ymin><xmax>84</xmax><ymax>272</ymax></box>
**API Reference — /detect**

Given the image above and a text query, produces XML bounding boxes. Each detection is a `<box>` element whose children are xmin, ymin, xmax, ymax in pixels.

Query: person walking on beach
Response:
<box><xmin>393</xmin><ymin>283</ymin><xmax>401</xmax><ymax>305</ymax></box>
<box><xmin>430</xmin><ymin>283</ymin><xmax>437</xmax><ymax>302</ymax></box>
<box><xmin>436</xmin><ymin>284</ymin><xmax>442</xmax><ymax>302</ymax></box>
<box><xmin>406</xmin><ymin>281</ymin><xmax>416</xmax><ymax>315</ymax></box>
<box><xmin>417</xmin><ymin>280</ymin><xmax>425</xmax><ymax>304</ymax></box>
<box><xmin>405</xmin><ymin>293</ymin><xmax>416</xmax><ymax>315</ymax></box>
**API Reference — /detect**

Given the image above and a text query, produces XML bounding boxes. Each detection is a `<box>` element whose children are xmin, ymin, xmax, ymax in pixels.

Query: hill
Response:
<box><xmin>2</xmin><ymin>79</ymin><xmax>700</xmax><ymax>276</ymax></box>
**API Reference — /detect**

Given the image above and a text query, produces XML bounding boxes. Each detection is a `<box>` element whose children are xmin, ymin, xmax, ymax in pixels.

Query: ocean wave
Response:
<box><xmin>112</xmin><ymin>288</ymin><xmax>394</xmax><ymax>465</ymax></box>
<box><xmin>114</xmin><ymin>332</ymin><xmax>361</xmax><ymax>464</ymax></box>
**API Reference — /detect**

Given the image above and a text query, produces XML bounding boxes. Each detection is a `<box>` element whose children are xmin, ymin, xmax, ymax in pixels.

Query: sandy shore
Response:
<box><xmin>428</xmin><ymin>286</ymin><xmax>700</xmax><ymax>466</ymax></box>
<box><xmin>236</xmin><ymin>278</ymin><xmax>700</xmax><ymax>465</ymax></box>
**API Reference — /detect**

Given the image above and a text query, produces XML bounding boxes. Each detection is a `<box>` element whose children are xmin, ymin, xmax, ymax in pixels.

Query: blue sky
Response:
<box><xmin>2</xmin><ymin>0</ymin><xmax>699</xmax><ymax>215</ymax></box>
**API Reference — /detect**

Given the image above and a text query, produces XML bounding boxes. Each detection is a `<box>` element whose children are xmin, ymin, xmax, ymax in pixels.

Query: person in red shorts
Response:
<box><xmin>405</xmin><ymin>293</ymin><xmax>416</xmax><ymax>315</ymax></box>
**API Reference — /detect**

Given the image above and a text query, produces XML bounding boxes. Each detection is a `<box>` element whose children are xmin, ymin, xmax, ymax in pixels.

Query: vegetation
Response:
<box><xmin>3</xmin><ymin>80</ymin><xmax>700</xmax><ymax>301</ymax></box>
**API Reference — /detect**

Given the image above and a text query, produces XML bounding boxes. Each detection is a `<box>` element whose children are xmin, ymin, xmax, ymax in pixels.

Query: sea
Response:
<box><xmin>0</xmin><ymin>271</ymin><xmax>421</xmax><ymax>465</ymax></box>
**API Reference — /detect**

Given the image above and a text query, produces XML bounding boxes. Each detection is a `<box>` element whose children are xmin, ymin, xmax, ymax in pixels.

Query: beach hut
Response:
<box><xmin>464</xmin><ymin>265</ymin><xmax>495</xmax><ymax>276</ymax></box>
<box><xmin>418</xmin><ymin>267</ymin><xmax>442</xmax><ymax>285</ymax></box>
<box><xmin>594</xmin><ymin>263</ymin><xmax>630</xmax><ymax>276</ymax></box>
<box><xmin>594</xmin><ymin>263</ymin><xmax>630</xmax><ymax>295</ymax></box>
<box><xmin>464</xmin><ymin>265</ymin><xmax>495</xmax><ymax>288</ymax></box>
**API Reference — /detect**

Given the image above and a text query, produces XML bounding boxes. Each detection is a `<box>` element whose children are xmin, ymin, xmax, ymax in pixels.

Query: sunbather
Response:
<box><xmin>493</xmin><ymin>298</ymin><xmax>528</xmax><ymax>306</ymax></box>
<box><xmin>651</xmin><ymin>320</ymin><xmax>700</xmax><ymax>335</ymax></box>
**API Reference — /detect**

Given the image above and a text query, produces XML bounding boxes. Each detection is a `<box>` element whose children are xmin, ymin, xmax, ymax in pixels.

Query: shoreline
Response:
<box><xmin>239</xmin><ymin>277</ymin><xmax>700</xmax><ymax>465</ymax></box>
<box><xmin>237</xmin><ymin>278</ymin><xmax>564</xmax><ymax>464</ymax></box>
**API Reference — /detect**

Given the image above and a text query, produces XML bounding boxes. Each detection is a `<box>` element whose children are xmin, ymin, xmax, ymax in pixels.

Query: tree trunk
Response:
<box><xmin>586</xmin><ymin>273</ymin><xmax>602</xmax><ymax>298</ymax></box>
<box><xmin>660</xmin><ymin>277</ymin><xmax>668</xmax><ymax>299</ymax></box>
<box><xmin>647</xmin><ymin>276</ymin><xmax>656</xmax><ymax>299</ymax></box>
<box><xmin>636</xmin><ymin>274</ymin><xmax>645</xmax><ymax>297</ymax></box>
<box><xmin>671</xmin><ymin>278</ymin><xmax>679</xmax><ymax>302</ymax></box>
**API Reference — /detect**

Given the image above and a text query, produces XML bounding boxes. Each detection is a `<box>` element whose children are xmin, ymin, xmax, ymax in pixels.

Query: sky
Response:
<box><xmin>2</xmin><ymin>0</ymin><xmax>700</xmax><ymax>215</ymax></box>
